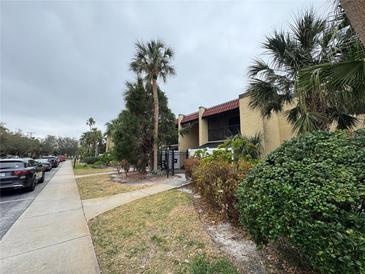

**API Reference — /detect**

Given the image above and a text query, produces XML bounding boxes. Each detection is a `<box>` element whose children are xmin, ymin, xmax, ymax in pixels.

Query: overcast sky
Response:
<box><xmin>1</xmin><ymin>0</ymin><xmax>331</xmax><ymax>138</ymax></box>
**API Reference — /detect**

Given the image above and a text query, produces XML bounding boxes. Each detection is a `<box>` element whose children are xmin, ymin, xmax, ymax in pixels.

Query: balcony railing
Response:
<box><xmin>208</xmin><ymin>124</ymin><xmax>240</xmax><ymax>141</ymax></box>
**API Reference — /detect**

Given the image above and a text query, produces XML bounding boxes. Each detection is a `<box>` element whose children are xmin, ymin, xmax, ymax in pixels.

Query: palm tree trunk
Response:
<box><xmin>152</xmin><ymin>78</ymin><xmax>159</xmax><ymax>172</ymax></box>
<box><xmin>341</xmin><ymin>0</ymin><xmax>365</xmax><ymax>47</ymax></box>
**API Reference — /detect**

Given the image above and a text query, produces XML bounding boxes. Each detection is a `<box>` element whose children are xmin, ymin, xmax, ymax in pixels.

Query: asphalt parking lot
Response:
<box><xmin>0</xmin><ymin>163</ymin><xmax>62</xmax><ymax>239</ymax></box>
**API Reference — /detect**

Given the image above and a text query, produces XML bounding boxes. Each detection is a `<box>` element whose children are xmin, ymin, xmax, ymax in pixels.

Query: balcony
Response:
<box><xmin>208</xmin><ymin>124</ymin><xmax>240</xmax><ymax>141</ymax></box>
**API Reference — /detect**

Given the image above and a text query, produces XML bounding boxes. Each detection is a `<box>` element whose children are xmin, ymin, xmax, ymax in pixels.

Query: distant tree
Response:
<box><xmin>130</xmin><ymin>40</ymin><xmax>175</xmax><ymax>171</ymax></box>
<box><xmin>0</xmin><ymin>123</ymin><xmax>79</xmax><ymax>157</ymax></box>
<box><xmin>86</xmin><ymin>117</ymin><xmax>95</xmax><ymax>131</ymax></box>
<box><xmin>41</xmin><ymin>135</ymin><xmax>58</xmax><ymax>155</ymax></box>
<box><xmin>56</xmin><ymin>137</ymin><xmax>79</xmax><ymax>156</ymax></box>
<box><xmin>79</xmin><ymin>126</ymin><xmax>103</xmax><ymax>158</ymax></box>
<box><xmin>0</xmin><ymin>124</ymin><xmax>41</xmax><ymax>157</ymax></box>
<box><xmin>91</xmin><ymin>128</ymin><xmax>103</xmax><ymax>157</ymax></box>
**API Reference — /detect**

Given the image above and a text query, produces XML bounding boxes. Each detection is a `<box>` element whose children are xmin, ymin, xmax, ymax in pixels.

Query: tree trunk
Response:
<box><xmin>152</xmin><ymin>78</ymin><xmax>159</xmax><ymax>172</ymax></box>
<box><xmin>341</xmin><ymin>0</ymin><xmax>365</xmax><ymax>47</ymax></box>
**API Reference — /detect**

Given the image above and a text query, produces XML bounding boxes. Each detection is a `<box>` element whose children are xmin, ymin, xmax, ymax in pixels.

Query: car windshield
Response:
<box><xmin>36</xmin><ymin>159</ymin><xmax>49</xmax><ymax>163</ymax></box>
<box><xmin>0</xmin><ymin>161</ymin><xmax>25</xmax><ymax>169</ymax></box>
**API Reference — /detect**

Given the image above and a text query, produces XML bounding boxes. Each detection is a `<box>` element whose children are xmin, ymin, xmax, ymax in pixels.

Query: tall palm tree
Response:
<box><xmin>129</xmin><ymin>40</ymin><xmax>175</xmax><ymax>171</ymax></box>
<box><xmin>86</xmin><ymin>117</ymin><xmax>95</xmax><ymax>131</ymax></box>
<box><xmin>298</xmin><ymin>5</ymin><xmax>365</xmax><ymax>129</ymax></box>
<box><xmin>247</xmin><ymin>10</ymin><xmax>363</xmax><ymax>133</ymax></box>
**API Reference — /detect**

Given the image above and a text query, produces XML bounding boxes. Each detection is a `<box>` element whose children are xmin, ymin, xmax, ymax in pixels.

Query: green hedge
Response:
<box><xmin>236</xmin><ymin>130</ymin><xmax>365</xmax><ymax>273</ymax></box>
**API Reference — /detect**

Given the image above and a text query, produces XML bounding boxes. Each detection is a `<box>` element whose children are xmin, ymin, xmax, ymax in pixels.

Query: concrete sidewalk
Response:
<box><xmin>0</xmin><ymin>161</ymin><xmax>99</xmax><ymax>274</ymax></box>
<box><xmin>82</xmin><ymin>175</ymin><xmax>189</xmax><ymax>221</ymax></box>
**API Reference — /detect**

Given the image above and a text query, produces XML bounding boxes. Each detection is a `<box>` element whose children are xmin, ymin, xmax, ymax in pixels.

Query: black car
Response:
<box><xmin>42</xmin><ymin>156</ymin><xmax>58</xmax><ymax>168</ymax></box>
<box><xmin>0</xmin><ymin>158</ymin><xmax>45</xmax><ymax>191</ymax></box>
<box><xmin>35</xmin><ymin>159</ymin><xmax>52</xmax><ymax>171</ymax></box>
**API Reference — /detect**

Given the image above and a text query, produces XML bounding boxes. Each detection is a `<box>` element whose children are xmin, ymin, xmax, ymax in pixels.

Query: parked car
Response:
<box><xmin>35</xmin><ymin>159</ymin><xmax>52</xmax><ymax>171</ymax></box>
<box><xmin>58</xmin><ymin>155</ymin><xmax>66</xmax><ymax>162</ymax></box>
<box><xmin>0</xmin><ymin>158</ymin><xmax>44</xmax><ymax>191</ymax></box>
<box><xmin>42</xmin><ymin>156</ymin><xmax>58</xmax><ymax>168</ymax></box>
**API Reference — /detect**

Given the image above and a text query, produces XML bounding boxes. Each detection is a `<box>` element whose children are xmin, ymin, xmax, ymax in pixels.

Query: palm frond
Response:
<box><xmin>129</xmin><ymin>39</ymin><xmax>175</xmax><ymax>82</ymax></box>
<box><xmin>292</xmin><ymin>111</ymin><xmax>326</xmax><ymax>134</ymax></box>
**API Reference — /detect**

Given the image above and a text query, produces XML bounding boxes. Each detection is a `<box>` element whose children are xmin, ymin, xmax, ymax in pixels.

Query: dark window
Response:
<box><xmin>0</xmin><ymin>161</ymin><xmax>25</xmax><ymax>169</ymax></box>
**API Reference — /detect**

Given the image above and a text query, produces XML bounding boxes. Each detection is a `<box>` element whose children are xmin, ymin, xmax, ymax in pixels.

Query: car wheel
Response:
<box><xmin>39</xmin><ymin>172</ymin><xmax>45</xmax><ymax>183</ymax></box>
<box><xmin>27</xmin><ymin>177</ymin><xmax>36</xmax><ymax>192</ymax></box>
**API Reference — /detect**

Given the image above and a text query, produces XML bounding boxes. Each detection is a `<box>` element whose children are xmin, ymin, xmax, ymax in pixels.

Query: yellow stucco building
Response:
<box><xmin>178</xmin><ymin>93</ymin><xmax>365</xmax><ymax>155</ymax></box>
<box><xmin>178</xmin><ymin>93</ymin><xmax>295</xmax><ymax>155</ymax></box>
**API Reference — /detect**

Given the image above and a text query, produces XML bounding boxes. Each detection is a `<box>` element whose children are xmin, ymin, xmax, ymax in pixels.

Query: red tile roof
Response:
<box><xmin>181</xmin><ymin>111</ymin><xmax>199</xmax><ymax>124</ymax></box>
<box><xmin>202</xmin><ymin>99</ymin><xmax>239</xmax><ymax>118</ymax></box>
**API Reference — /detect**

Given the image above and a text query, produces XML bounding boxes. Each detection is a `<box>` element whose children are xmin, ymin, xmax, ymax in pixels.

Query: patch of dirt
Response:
<box><xmin>207</xmin><ymin>222</ymin><xmax>267</xmax><ymax>274</ymax></box>
<box><xmin>178</xmin><ymin>186</ymin><xmax>193</xmax><ymax>194</ymax></box>
<box><xmin>110</xmin><ymin>172</ymin><xmax>165</xmax><ymax>186</ymax></box>
<box><xmin>191</xmin><ymin>188</ymin><xmax>317</xmax><ymax>274</ymax></box>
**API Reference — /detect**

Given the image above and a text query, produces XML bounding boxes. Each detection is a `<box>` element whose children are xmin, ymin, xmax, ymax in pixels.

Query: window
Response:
<box><xmin>0</xmin><ymin>161</ymin><xmax>25</xmax><ymax>169</ymax></box>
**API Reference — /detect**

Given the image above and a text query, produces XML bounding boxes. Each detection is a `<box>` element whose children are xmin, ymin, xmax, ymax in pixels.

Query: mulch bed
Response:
<box><xmin>110</xmin><ymin>172</ymin><xmax>166</xmax><ymax>185</ymax></box>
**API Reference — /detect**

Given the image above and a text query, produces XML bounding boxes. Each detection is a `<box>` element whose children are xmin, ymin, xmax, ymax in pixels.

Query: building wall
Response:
<box><xmin>262</xmin><ymin>113</ymin><xmax>282</xmax><ymax>154</ymax></box>
<box><xmin>239</xmin><ymin>94</ymin><xmax>295</xmax><ymax>155</ymax></box>
<box><xmin>239</xmin><ymin>93</ymin><xmax>265</xmax><ymax>140</ymax></box>
<box><xmin>178</xmin><ymin>114</ymin><xmax>199</xmax><ymax>152</ymax></box>
<box><xmin>198</xmin><ymin>107</ymin><xmax>208</xmax><ymax>146</ymax></box>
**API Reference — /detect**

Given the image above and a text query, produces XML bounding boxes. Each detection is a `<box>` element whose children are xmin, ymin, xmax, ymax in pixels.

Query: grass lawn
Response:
<box><xmin>73</xmin><ymin>164</ymin><xmax>114</xmax><ymax>176</ymax></box>
<box><xmin>89</xmin><ymin>190</ymin><xmax>238</xmax><ymax>274</ymax></box>
<box><xmin>76</xmin><ymin>174</ymin><xmax>147</xmax><ymax>200</ymax></box>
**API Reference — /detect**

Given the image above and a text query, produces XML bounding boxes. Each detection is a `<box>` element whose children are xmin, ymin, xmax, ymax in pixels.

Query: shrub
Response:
<box><xmin>81</xmin><ymin>156</ymin><xmax>98</xmax><ymax>165</ymax></box>
<box><xmin>219</xmin><ymin>134</ymin><xmax>263</xmax><ymax>161</ymax></box>
<box><xmin>110</xmin><ymin>160</ymin><xmax>122</xmax><ymax>174</ymax></box>
<box><xmin>94</xmin><ymin>153</ymin><xmax>113</xmax><ymax>166</ymax></box>
<box><xmin>184</xmin><ymin>158</ymin><xmax>200</xmax><ymax>180</ymax></box>
<box><xmin>236</xmin><ymin>130</ymin><xmax>365</xmax><ymax>274</ymax></box>
<box><xmin>192</xmin><ymin>154</ymin><xmax>253</xmax><ymax>219</ymax></box>
<box><xmin>193</xmin><ymin>149</ymin><xmax>209</xmax><ymax>158</ymax></box>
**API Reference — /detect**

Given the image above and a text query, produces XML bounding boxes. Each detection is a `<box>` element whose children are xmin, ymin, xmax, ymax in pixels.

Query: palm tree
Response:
<box><xmin>86</xmin><ymin>117</ymin><xmax>95</xmax><ymax>131</ymax></box>
<box><xmin>129</xmin><ymin>40</ymin><xmax>175</xmax><ymax>171</ymax></box>
<box><xmin>247</xmin><ymin>10</ymin><xmax>363</xmax><ymax>133</ymax></box>
<box><xmin>298</xmin><ymin>6</ymin><xmax>365</xmax><ymax>129</ymax></box>
<box><xmin>105</xmin><ymin>120</ymin><xmax>116</xmax><ymax>137</ymax></box>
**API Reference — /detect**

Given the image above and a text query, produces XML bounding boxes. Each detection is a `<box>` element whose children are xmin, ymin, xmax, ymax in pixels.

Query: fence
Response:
<box><xmin>159</xmin><ymin>150</ymin><xmax>188</xmax><ymax>177</ymax></box>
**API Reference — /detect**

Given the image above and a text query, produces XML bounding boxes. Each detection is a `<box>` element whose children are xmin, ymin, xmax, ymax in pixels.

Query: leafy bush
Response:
<box><xmin>184</xmin><ymin>158</ymin><xmax>200</xmax><ymax>180</ymax></box>
<box><xmin>193</xmin><ymin>149</ymin><xmax>210</xmax><ymax>158</ymax></box>
<box><xmin>81</xmin><ymin>156</ymin><xmax>98</xmax><ymax>165</ymax></box>
<box><xmin>94</xmin><ymin>153</ymin><xmax>113</xmax><ymax>166</ymax></box>
<box><xmin>219</xmin><ymin>134</ymin><xmax>262</xmax><ymax>161</ymax></box>
<box><xmin>192</xmin><ymin>154</ymin><xmax>253</xmax><ymax>219</ymax></box>
<box><xmin>236</xmin><ymin>130</ymin><xmax>365</xmax><ymax>274</ymax></box>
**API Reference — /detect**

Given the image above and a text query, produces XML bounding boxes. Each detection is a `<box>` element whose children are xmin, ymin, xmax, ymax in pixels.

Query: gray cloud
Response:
<box><xmin>1</xmin><ymin>0</ymin><xmax>331</xmax><ymax>138</ymax></box>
